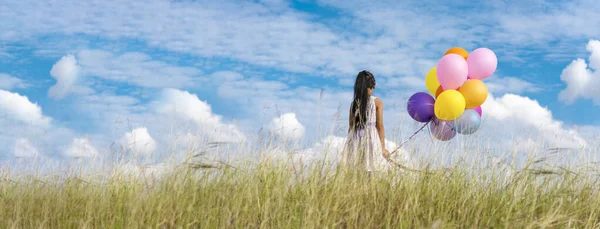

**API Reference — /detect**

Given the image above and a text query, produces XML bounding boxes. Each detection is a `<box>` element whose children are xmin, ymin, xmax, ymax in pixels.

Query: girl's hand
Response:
<box><xmin>382</xmin><ymin>149</ymin><xmax>391</xmax><ymax>159</ymax></box>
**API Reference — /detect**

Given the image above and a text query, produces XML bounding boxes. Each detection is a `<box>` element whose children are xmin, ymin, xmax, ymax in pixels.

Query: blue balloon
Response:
<box><xmin>453</xmin><ymin>109</ymin><xmax>481</xmax><ymax>135</ymax></box>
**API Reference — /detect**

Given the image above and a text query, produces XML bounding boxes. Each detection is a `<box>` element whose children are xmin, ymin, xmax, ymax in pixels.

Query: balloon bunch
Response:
<box><xmin>406</xmin><ymin>47</ymin><xmax>497</xmax><ymax>141</ymax></box>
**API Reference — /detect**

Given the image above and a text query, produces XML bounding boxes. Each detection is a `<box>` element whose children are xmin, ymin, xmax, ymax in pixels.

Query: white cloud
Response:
<box><xmin>211</xmin><ymin>71</ymin><xmax>245</xmax><ymax>83</ymax></box>
<box><xmin>123</xmin><ymin>127</ymin><xmax>157</xmax><ymax>158</ymax></box>
<box><xmin>268</xmin><ymin>113</ymin><xmax>305</xmax><ymax>141</ymax></box>
<box><xmin>13</xmin><ymin>138</ymin><xmax>40</xmax><ymax>158</ymax></box>
<box><xmin>493</xmin><ymin>3</ymin><xmax>600</xmax><ymax>46</ymax></box>
<box><xmin>559</xmin><ymin>40</ymin><xmax>600</xmax><ymax>104</ymax></box>
<box><xmin>0</xmin><ymin>109</ymin><xmax>75</xmax><ymax>158</ymax></box>
<box><xmin>590</xmin><ymin>40</ymin><xmax>600</xmax><ymax>70</ymax></box>
<box><xmin>291</xmin><ymin>135</ymin><xmax>346</xmax><ymax>164</ymax></box>
<box><xmin>63</xmin><ymin>84</ymin><xmax>248</xmax><ymax>159</ymax></box>
<box><xmin>217</xmin><ymin>76</ymin><xmax>289</xmax><ymax>99</ymax></box>
<box><xmin>77</xmin><ymin>50</ymin><xmax>200</xmax><ymax>88</ymax></box>
<box><xmin>0</xmin><ymin>47</ymin><xmax>12</xmax><ymax>59</ymax></box>
<box><xmin>0</xmin><ymin>73</ymin><xmax>27</xmax><ymax>90</ymax></box>
<box><xmin>385</xmin><ymin>76</ymin><xmax>424</xmax><ymax>89</ymax></box>
<box><xmin>0</xmin><ymin>89</ymin><xmax>50</xmax><ymax>126</ymax></box>
<box><xmin>258</xmin><ymin>0</ymin><xmax>290</xmax><ymax>9</ymax></box>
<box><xmin>75</xmin><ymin>92</ymin><xmax>146</xmax><ymax>130</ymax></box>
<box><xmin>482</xmin><ymin>93</ymin><xmax>585</xmax><ymax>148</ymax></box>
<box><xmin>63</xmin><ymin>138</ymin><xmax>99</xmax><ymax>158</ymax></box>
<box><xmin>156</xmin><ymin>88</ymin><xmax>246</xmax><ymax>142</ymax></box>
<box><xmin>48</xmin><ymin>54</ymin><xmax>79</xmax><ymax>99</ymax></box>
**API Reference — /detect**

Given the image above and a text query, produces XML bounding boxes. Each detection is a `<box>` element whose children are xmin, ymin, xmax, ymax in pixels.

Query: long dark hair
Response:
<box><xmin>351</xmin><ymin>70</ymin><xmax>376</xmax><ymax>130</ymax></box>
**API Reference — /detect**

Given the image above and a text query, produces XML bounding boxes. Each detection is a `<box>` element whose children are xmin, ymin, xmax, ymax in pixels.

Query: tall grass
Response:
<box><xmin>2</xmin><ymin>148</ymin><xmax>600</xmax><ymax>228</ymax></box>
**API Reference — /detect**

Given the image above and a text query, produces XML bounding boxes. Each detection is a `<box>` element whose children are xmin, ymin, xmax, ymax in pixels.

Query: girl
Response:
<box><xmin>342</xmin><ymin>70</ymin><xmax>390</xmax><ymax>172</ymax></box>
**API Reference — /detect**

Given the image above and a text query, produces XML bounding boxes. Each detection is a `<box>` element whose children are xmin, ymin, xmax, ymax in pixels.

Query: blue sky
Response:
<box><xmin>0</xmin><ymin>0</ymin><xmax>599</xmax><ymax>164</ymax></box>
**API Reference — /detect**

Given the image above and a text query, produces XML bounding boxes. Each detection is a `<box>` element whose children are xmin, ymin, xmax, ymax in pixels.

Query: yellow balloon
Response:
<box><xmin>425</xmin><ymin>67</ymin><xmax>440</xmax><ymax>95</ymax></box>
<box><xmin>434</xmin><ymin>90</ymin><xmax>466</xmax><ymax>120</ymax></box>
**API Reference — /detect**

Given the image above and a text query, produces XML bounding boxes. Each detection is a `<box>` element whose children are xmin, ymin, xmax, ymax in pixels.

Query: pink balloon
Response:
<box><xmin>473</xmin><ymin>106</ymin><xmax>482</xmax><ymax>116</ymax></box>
<box><xmin>467</xmin><ymin>48</ymin><xmax>497</xmax><ymax>80</ymax></box>
<box><xmin>437</xmin><ymin>54</ymin><xmax>468</xmax><ymax>90</ymax></box>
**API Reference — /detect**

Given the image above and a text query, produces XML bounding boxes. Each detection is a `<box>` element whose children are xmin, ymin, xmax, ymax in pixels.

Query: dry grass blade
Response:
<box><xmin>526</xmin><ymin>169</ymin><xmax>562</xmax><ymax>175</ymax></box>
<box><xmin>385</xmin><ymin>156</ymin><xmax>432</xmax><ymax>174</ymax></box>
<box><xmin>187</xmin><ymin>163</ymin><xmax>222</xmax><ymax>169</ymax></box>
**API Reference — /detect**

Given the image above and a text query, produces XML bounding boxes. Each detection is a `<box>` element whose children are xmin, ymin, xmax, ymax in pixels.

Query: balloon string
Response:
<box><xmin>390</xmin><ymin>120</ymin><xmax>430</xmax><ymax>155</ymax></box>
<box><xmin>384</xmin><ymin>120</ymin><xmax>432</xmax><ymax>174</ymax></box>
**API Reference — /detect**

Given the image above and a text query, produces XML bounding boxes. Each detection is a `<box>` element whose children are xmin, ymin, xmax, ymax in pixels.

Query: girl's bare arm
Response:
<box><xmin>375</xmin><ymin>98</ymin><xmax>385</xmax><ymax>148</ymax></box>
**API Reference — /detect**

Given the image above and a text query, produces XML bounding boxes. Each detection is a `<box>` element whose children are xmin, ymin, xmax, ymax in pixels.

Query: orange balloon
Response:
<box><xmin>445</xmin><ymin>47</ymin><xmax>469</xmax><ymax>60</ymax></box>
<box><xmin>435</xmin><ymin>86</ymin><xmax>444</xmax><ymax>98</ymax></box>
<box><xmin>458</xmin><ymin>79</ymin><xmax>488</xmax><ymax>108</ymax></box>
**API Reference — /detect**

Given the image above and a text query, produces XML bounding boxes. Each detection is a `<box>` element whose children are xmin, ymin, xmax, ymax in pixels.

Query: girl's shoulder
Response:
<box><xmin>372</xmin><ymin>96</ymin><xmax>382</xmax><ymax>106</ymax></box>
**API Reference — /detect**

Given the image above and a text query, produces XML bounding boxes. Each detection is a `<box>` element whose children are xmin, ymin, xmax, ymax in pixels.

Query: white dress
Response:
<box><xmin>342</xmin><ymin>96</ymin><xmax>389</xmax><ymax>172</ymax></box>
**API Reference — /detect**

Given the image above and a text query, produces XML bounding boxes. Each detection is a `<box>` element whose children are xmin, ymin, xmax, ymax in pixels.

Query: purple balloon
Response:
<box><xmin>473</xmin><ymin>106</ymin><xmax>482</xmax><ymax>116</ymax></box>
<box><xmin>407</xmin><ymin>92</ymin><xmax>435</xmax><ymax>122</ymax></box>
<box><xmin>430</xmin><ymin>118</ymin><xmax>456</xmax><ymax>141</ymax></box>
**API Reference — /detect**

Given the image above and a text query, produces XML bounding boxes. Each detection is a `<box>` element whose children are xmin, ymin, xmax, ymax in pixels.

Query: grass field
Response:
<box><xmin>2</xmin><ymin>142</ymin><xmax>600</xmax><ymax>229</ymax></box>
